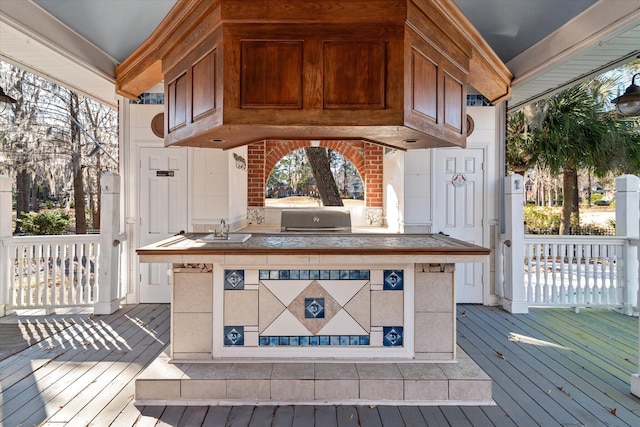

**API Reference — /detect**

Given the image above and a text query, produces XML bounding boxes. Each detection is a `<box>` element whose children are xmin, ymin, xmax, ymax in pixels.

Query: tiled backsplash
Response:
<box><xmin>466</xmin><ymin>94</ymin><xmax>492</xmax><ymax>106</ymax></box>
<box><xmin>224</xmin><ymin>268</ymin><xmax>404</xmax><ymax>348</ymax></box>
<box><xmin>129</xmin><ymin>92</ymin><xmax>164</xmax><ymax>104</ymax></box>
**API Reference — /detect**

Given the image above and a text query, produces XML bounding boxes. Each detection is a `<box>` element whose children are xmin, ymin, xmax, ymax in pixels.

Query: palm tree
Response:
<box><xmin>516</xmin><ymin>75</ymin><xmax>638</xmax><ymax>234</ymax></box>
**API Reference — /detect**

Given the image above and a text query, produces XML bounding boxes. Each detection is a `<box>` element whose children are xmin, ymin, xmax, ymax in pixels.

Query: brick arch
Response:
<box><xmin>247</xmin><ymin>140</ymin><xmax>383</xmax><ymax>207</ymax></box>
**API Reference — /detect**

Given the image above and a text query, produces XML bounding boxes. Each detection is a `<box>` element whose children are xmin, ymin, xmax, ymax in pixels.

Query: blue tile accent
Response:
<box><xmin>466</xmin><ymin>94</ymin><xmax>492</xmax><ymax>106</ymax></box>
<box><xmin>129</xmin><ymin>92</ymin><xmax>165</xmax><ymax>104</ymax></box>
<box><xmin>224</xmin><ymin>326</ymin><xmax>244</xmax><ymax>346</ymax></box>
<box><xmin>383</xmin><ymin>270</ymin><xmax>404</xmax><ymax>290</ymax></box>
<box><xmin>259</xmin><ymin>269</ymin><xmax>371</xmax><ymax>281</ymax></box>
<box><xmin>224</xmin><ymin>270</ymin><xmax>244</xmax><ymax>290</ymax></box>
<box><xmin>305</xmin><ymin>298</ymin><xmax>325</xmax><ymax>318</ymax></box>
<box><xmin>383</xmin><ymin>326</ymin><xmax>403</xmax><ymax>346</ymax></box>
<box><xmin>258</xmin><ymin>336</ymin><xmax>370</xmax><ymax>346</ymax></box>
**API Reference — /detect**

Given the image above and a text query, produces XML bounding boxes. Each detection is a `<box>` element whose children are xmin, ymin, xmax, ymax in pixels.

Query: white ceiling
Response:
<box><xmin>1</xmin><ymin>0</ymin><xmax>639</xmax><ymax>110</ymax></box>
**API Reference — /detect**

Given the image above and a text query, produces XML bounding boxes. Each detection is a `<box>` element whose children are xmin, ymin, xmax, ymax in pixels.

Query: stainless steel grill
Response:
<box><xmin>280</xmin><ymin>209</ymin><xmax>351</xmax><ymax>232</ymax></box>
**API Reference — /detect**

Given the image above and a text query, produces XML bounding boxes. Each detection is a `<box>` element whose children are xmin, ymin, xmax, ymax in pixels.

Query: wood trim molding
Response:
<box><xmin>115</xmin><ymin>0</ymin><xmax>217</xmax><ymax>99</ymax></box>
<box><xmin>424</xmin><ymin>0</ymin><xmax>512</xmax><ymax>103</ymax></box>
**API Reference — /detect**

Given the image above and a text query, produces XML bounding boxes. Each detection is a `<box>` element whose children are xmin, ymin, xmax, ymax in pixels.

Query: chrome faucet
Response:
<box><xmin>219</xmin><ymin>219</ymin><xmax>229</xmax><ymax>239</ymax></box>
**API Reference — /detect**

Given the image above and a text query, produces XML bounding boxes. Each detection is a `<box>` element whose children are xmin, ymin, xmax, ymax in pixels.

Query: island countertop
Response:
<box><xmin>137</xmin><ymin>232</ymin><xmax>490</xmax><ymax>259</ymax></box>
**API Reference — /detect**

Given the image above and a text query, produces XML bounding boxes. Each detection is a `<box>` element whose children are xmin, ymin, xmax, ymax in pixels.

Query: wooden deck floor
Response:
<box><xmin>1</xmin><ymin>304</ymin><xmax>638</xmax><ymax>426</ymax></box>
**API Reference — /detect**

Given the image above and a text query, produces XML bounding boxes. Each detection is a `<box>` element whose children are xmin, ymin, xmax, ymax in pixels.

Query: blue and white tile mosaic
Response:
<box><xmin>128</xmin><ymin>92</ymin><xmax>165</xmax><ymax>104</ymax></box>
<box><xmin>224</xmin><ymin>269</ymin><xmax>244</xmax><ymax>290</ymax></box>
<box><xmin>383</xmin><ymin>326</ymin><xmax>403</xmax><ymax>346</ymax></box>
<box><xmin>304</xmin><ymin>298</ymin><xmax>325</xmax><ymax>318</ymax></box>
<box><xmin>383</xmin><ymin>270</ymin><xmax>404</xmax><ymax>290</ymax></box>
<box><xmin>259</xmin><ymin>269</ymin><xmax>370</xmax><ymax>281</ymax></box>
<box><xmin>224</xmin><ymin>326</ymin><xmax>244</xmax><ymax>346</ymax></box>
<box><xmin>259</xmin><ymin>335</ymin><xmax>370</xmax><ymax>346</ymax></box>
<box><xmin>466</xmin><ymin>94</ymin><xmax>492</xmax><ymax>106</ymax></box>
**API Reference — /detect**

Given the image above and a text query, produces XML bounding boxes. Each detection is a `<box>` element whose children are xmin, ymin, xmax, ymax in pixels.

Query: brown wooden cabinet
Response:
<box><xmin>116</xmin><ymin>1</ymin><xmax>511</xmax><ymax>151</ymax></box>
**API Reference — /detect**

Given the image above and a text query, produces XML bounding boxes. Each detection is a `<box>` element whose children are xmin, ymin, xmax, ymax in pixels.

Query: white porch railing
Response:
<box><xmin>2</xmin><ymin>234</ymin><xmax>101</xmax><ymax>309</ymax></box>
<box><xmin>523</xmin><ymin>235</ymin><xmax>625</xmax><ymax>308</ymax></box>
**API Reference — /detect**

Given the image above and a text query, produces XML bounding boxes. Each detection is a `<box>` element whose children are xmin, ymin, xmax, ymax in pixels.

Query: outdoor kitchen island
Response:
<box><xmin>135</xmin><ymin>232</ymin><xmax>493</xmax><ymax>405</ymax></box>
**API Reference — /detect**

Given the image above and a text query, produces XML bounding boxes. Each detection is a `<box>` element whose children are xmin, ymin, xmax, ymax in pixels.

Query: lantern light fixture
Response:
<box><xmin>612</xmin><ymin>73</ymin><xmax>640</xmax><ymax>116</ymax></box>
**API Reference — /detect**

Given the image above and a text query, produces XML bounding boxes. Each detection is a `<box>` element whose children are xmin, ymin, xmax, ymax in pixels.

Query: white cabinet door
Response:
<box><xmin>434</xmin><ymin>147</ymin><xmax>485</xmax><ymax>303</ymax></box>
<box><xmin>138</xmin><ymin>147</ymin><xmax>188</xmax><ymax>303</ymax></box>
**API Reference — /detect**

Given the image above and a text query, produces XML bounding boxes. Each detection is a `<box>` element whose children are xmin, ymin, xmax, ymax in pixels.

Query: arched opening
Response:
<box><xmin>265</xmin><ymin>147</ymin><xmax>364</xmax><ymax>207</ymax></box>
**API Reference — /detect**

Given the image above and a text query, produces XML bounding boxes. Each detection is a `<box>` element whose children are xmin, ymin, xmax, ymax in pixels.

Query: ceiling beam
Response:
<box><xmin>0</xmin><ymin>0</ymin><xmax>118</xmax><ymax>107</ymax></box>
<box><xmin>508</xmin><ymin>0</ymin><xmax>640</xmax><ymax>101</ymax></box>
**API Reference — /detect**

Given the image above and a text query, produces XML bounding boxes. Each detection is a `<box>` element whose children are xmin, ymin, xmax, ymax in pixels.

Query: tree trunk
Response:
<box><xmin>587</xmin><ymin>173</ymin><xmax>592</xmax><ymax>208</ymax></box>
<box><xmin>560</xmin><ymin>167</ymin><xmax>579</xmax><ymax>235</ymax></box>
<box><xmin>70</xmin><ymin>93</ymin><xmax>87</xmax><ymax>234</ymax></box>
<box><xmin>73</xmin><ymin>156</ymin><xmax>87</xmax><ymax>233</ymax></box>
<box><xmin>304</xmin><ymin>147</ymin><xmax>343</xmax><ymax>206</ymax></box>
<box><xmin>571</xmin><ymin>170</ymin><xmax>580</xmax><ymax>229</ymax></box>
<box><xmin>15</xmin><ymin>168</ymin><xmax>29</xmax><ymax>233</ymax></box>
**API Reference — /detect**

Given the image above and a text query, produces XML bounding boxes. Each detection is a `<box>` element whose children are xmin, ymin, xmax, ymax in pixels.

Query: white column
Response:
<box><xmin>618</xmin><ymin>175</ymin><xmax>640</xmax><ymax>396</ymax></box>
<box><xmin>0</xmin><ymin>176</ymin><xmax>12</xmax><ymax>316</ymax></box>
<box><xmin>501</xmin><ymin>174</ymin><xmax>528</xmax><ymax>314</ymax></box>
<box><xmin>615</xmin><ymin>175</ymin><xmax>639</xmax><ymax>314</ymax></box>
<box><xmin>94</xmin><ymin>173</ymin><xmax>122</xmax><ymax>315</ymax></box>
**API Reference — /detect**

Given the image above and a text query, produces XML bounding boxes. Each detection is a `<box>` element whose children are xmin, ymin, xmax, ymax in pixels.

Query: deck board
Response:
<box><xmin>490</xmin><ymin>307</ymin><xmax>640</xmax><ymax>421</ymax></box>
<box><xmin>464</xmin><ymin>305</ymin><xmax>639</xmax><ymax>425</ymax></box>
<box><xmin>1</xmin><ymin>303</ymin><xmax>638</xmax><ymax>426</ymax></box>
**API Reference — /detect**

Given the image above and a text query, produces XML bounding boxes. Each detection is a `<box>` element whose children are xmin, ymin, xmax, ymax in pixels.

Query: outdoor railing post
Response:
<box><xmin>618</xmin><ymin>174</ymin><xmax>640</xmax><ymax>397</ymax></box>
<box><xmin>0</xmin><ymin>176</ymin><xmax>12</xmax><ymax>317</ymax></box>
<box><xmin>615</xmin><ymin>175</ymin><xmax>639</xmax><ymax>315</ymax></box>
<box><xmin>502</xmin><ymin>174</ymin><xmax>528</xmax><ymax>314</ymax></box>
<box><xmin>94</xmin><ymin>173</ymin><xmax>122</xmax><ymax>315</ymax></box>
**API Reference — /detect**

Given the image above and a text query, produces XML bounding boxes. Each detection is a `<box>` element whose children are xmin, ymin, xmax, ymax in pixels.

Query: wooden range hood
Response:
<box><xmin>116</xmin><ymin>0</ymin><xmax>512</xmax><ymax>151</ymax></box>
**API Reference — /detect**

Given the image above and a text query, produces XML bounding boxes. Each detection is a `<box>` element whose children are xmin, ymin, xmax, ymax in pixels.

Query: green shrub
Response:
<box><xmin>523</xmin><ymin>205</ymin><xmax>562</xmax><ymax>229</ymax></box>
<box><xmin>18</xmin><ymin>210</ymin><xmax>72</xmax><ymax>235</ymax></box>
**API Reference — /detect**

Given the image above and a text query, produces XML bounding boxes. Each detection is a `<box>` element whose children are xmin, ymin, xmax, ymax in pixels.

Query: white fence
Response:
<box><xmin>523</xmin><ymin>235</ymin><xmax>625</xmax><ymax>308</ymax></box>
<box><xmin>2</xmin><ymin>235</ymin><xmax>100</xmax><ymax>309</ymax></box>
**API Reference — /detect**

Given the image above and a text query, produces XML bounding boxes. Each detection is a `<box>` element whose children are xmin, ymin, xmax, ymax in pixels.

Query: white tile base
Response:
<box><xmin>135</xmin><ymin>348</ymin><xmax>492</xmax><ymax>406</ymax></box>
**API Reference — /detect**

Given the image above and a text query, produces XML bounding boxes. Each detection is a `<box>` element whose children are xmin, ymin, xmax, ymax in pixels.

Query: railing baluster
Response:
<box><xmin>17</xmin><ymin>244</ymin><xmax>24</xmax><ymax>308</ymax></box>
<box><xmin>79</xmin><ymin>242</ymin><xmax>87</xmax><ymax>304</ymax></box>
<box><xmin>35</xmin><ymin>243</ymin><xmax>42</xmax><ymax>306</ymax></box>
<box><xmin>550</xmin><ymin>243</ymin><xmax>558</xmax><ymax>303</ymax></box>
<box><xmin>525</xmin><ymin>242</ymin><xmax>532</xmax><ymax>302</ymax></box>
<box><xmin>53</xmin><ymin>243</ymin><xmax>60</xmax><ymax>305</ymax></box>
<box><xmin>43</xmin><ymin>243</ymin><xmax>50</xmax><ymax>308</ymax></box>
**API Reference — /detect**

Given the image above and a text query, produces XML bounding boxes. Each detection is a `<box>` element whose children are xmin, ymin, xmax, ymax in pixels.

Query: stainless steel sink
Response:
<box><xmin>196</xmin><ymin>233</ymin><xmax>252</xmax><ymax>243</ymax></box>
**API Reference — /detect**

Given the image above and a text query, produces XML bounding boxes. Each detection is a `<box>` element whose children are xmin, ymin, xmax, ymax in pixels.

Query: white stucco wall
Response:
<box><xmin>403</xmin><ymin>149</ymin><xmax>432</xmax><ymax>233</ymax></box>
<box><xmin>383</xmin><ymin>149</ymin><xmax>405</xmax><ymax>232</ymax></box>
